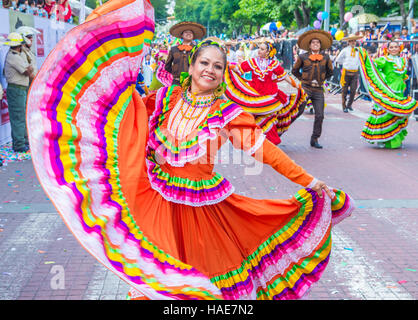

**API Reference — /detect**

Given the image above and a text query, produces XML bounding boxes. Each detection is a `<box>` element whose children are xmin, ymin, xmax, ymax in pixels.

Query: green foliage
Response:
<box><xmin>151</xmin><ymin>0</ymin><xmax>169</xmax><ymax>22</ymax></box>
<box><xmin>81</xmin><ymin>0</ymin><xmax>418</xmax><ymax>35</ymax></box>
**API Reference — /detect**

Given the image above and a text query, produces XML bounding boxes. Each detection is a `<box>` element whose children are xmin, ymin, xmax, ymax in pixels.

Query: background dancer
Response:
<box><xmin>225</xmin><ymin>41</ymin><xmax>307</xmax><ymax>145</ymax></box>
<box><xmin>358</xmin><ymin>41</ymin><xmax>418</xmax><ymax>149</ymax></box>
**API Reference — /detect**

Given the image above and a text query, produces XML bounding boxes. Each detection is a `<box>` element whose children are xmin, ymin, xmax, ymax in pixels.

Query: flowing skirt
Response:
<box><xmin>358</xmin><ymin>48</ymin><xmax>417</xmax><ymax>148</ymax></box>
<box><xmin>27</xmin><ymin>0</ymin><xmax>354</xmax><ymax>300</ymax></box>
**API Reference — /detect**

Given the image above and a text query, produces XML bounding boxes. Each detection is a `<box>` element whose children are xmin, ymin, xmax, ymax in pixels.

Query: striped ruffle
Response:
<box><xmin>155</xmin><ymin>60</ymin><xmax>173</xmax><ymax>87</ymax></box>
<box><xmin>361</xmin><ymin>108</ymin><xmax>409</xmax><ymax>143</ymax></box>
<box><xmin>146</xmin><ymin>158</ymin><xmax>234</xmax><ymax>206</ymax></box>
<box><xmin>225</xmin><ymin>65</ymin><xmax>286</xmax><ymax>115</ymax></box>
<box><xmin>147</xmin><ymin>86</ymin><xmax>243</xmax><ymax>167</ymax></box>
<box><xmin>27</xmin><ymin>0</ymin><xmax>222</xmax><ymax>300</ymax></box>
<box><xmin>358</xmin><ymin>48</ymin><xmax>418</xmax><ymax>117</ymax></box>
<box><xmin>210</xmin><ymin>188</ymin><xmax>353</xmax><ymax>300</ymax></box>
<box><xmin>255</xmin><ymin>87</ymin><xmax>306</xmax><ymax>136</ymax></box>
<box><xmin>225</xmin><ymin>65</ymin><xmax>307</xmax><ymax>126</ymax></box>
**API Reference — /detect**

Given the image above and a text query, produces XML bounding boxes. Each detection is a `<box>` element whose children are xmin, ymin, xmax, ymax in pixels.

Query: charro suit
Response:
<box><xmin>291</xmin><ymin>51</ymin><xmax>333</xmax><ymax>141</ymax></box>
<box><xmin>164</xmin><ymin>44</ymin><xmax>193</xmax><ymax>86</ymax></box>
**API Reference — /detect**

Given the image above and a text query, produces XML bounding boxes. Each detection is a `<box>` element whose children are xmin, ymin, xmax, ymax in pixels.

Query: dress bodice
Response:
<box><xmin>238</xmin><ymin>58</ymin><xmax>286</xmax><ymax>96</ymax></box>
<box><xmin>144</xmin><ymin>86</ymin><xmax>264</xmax><ymax>206</ymax></box>
<box><xmin>374</xmin><ymin>55</ymin><xmax>408</xmax><ymax>94</ymax></box>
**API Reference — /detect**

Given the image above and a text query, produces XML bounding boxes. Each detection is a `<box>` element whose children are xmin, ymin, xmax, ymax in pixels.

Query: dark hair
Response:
<box><xmin>388</xmin><ymin>40</ymin><xmax>399</xmax><ymax>47</ymax></box>
<box><xmin>190</xmin><ymin>42</ymin><xmax>227</xmax><ymax>72</ymax></box>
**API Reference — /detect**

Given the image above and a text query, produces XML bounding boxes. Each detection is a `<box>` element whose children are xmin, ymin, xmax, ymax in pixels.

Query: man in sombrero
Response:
<box><xmin>165</xmin><ymin>21</ymin><xmax>206</xmax><ymax>86</ymax></box>
<box><xmin>335</xmin><ymin>34</ymin><xmax>363</xmax><ymax>113</ymax></box>
<box><xmin>291</xmin><ymin>29</ymin><xmax>333</xmax><ymax>149</ymax></box>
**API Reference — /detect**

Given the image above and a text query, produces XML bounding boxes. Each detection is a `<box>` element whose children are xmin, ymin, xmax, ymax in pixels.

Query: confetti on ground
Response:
<box><xmin>343</xmin><ymin>247</ymin><xmax>354</xmax><ymax>251</ymax></box>
<box><xmin>44</xmin><ymin>261</ymin><xmax>55</xmax><ymax>264</ymax></box>
<box><xmin>398</xmin><ymin>280</ymin><xmax>407</xmax><ymax>284</ymax></box>
<box><xmin>0</xmin><ymin>142</ymin><xmax>31</xmax><ymax>165</ymax></box>
<box><xmin>38</xmin><ymin>250</ymin><xmax>46</xmax><ymax>254</ymax></box>
<box><xmin>405</xmin><ymin>268</ymin><xmax>416</xmax><ymax>272</ymax></box>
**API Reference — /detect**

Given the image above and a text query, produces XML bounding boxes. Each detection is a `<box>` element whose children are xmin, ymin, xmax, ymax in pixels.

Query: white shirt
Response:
<box><xmin>335</xmin><ymin>46</ymin><xmax>360</xmax><ymax>71</ymax></box>
<box><xmin>227</xmin><ymin>50</ymin><xmax>237</xmax><ymax>64</ymax></box>
<box><xmin>142</xmin><ymin>57</ymin><xmax>154</xmax><ymax>87</ymax></box>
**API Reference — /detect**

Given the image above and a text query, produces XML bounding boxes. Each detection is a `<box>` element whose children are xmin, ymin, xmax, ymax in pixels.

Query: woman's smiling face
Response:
<box><xmin>388</xmin><ymin>41</ymin><xmax>400</xmax><ymax>56</ymax></box>
<box><xmin>258</xmin><ymin>43</ymin><xmax>268</xmax><ymax>58</ymax></box>
<box><xmin>189</xmin><ymin>46</ymin><xmax>225</xmax><ymax>95</ymax></box>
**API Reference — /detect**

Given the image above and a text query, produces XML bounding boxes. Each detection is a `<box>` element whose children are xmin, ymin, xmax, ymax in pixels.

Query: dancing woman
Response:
<box><xmin>27</xmin><ymin>0</ymin><xmax>353</xmax><ymax>300</ymax></box>
<box><xmin>358</xmin><ymin>41</ymin><xmax>418</xmax><ymax>148</ymax></box>
<box><xmin>224</xmin><ymin>41</ymin><xmax>307</xmax><ymax>145</ymax></box>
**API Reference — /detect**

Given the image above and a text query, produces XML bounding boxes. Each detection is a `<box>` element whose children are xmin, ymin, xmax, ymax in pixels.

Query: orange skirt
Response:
<box><xmin>117</xmin><ymin>92</ymin><xmax>354</xmax><ymax>300</ymax></box>
<box><xmin>27</xmin><ymin>0</ymin><xmax>353</xmax><ymax>299</ymax></box>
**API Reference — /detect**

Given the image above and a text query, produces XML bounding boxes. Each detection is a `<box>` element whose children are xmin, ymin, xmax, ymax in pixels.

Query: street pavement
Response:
<box><xmin>0</xmin><ymin>86</ymin><xmax>417</xmax><ymax>301</ymax></box>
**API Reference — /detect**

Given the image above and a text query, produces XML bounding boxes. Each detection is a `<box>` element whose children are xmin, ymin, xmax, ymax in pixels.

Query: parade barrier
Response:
<box><xmin>277</xmin><ymin>39</ymin><xmax>418</xmax><ymax>119</ymax></box>
<box><xmin>0</xmin><ymin>7</ymin><xmax>75</xmax><ymax>145</ymax></box>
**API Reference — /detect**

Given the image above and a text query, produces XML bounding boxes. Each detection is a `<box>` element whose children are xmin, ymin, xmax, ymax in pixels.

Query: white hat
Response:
<box><xmin>16</xmin><ymin>26</ymin><xmax>40</xmax><ymax>46</ymax></box>
<box><xmin>3</xmin><ymin>32</ymin><xmax>24</xmax><ymax>47</ymax></box>
<box><xmin>16</xmin><ymin>26</ymin><xmax>40</xmax><ymax>37</ymax></box>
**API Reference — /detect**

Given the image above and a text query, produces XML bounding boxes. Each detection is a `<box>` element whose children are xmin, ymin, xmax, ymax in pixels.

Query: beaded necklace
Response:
<box><xmin>181</xmin><ymin>89</ymin><xmax>217</xmax><ymax>108</ymax></box>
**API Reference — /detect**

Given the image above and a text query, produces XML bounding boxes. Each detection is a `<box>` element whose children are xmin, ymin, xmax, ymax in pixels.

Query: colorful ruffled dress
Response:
<box><xmin>358</xmin><ymin>48</ymin><xmax>418</xmax><ymax>148</ymax></box>
<box><xmin>148</xmin><ymin>50</ymin><xmax>173</xmax><ymax>91</ymax></box>
<box><xmin>225</xmin><ymin>57</ymin><xmax>307</xmax><ymax>145</ymax></box>
<box><xmin>27</xmin><ymin>0</ymin><xmax>354</xmax><ymax>300</ymax></box>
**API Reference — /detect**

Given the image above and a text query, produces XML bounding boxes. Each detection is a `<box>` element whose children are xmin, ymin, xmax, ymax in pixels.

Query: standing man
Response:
<box><xmin>225</xmin><ymin>40</ymin><xmax>238</xmax><ymax>65</ymax></box>
<box><xmin>17</xmin><ymin>26</ymin><xmax>39</xmax><ymax>85</ymax></box>
<box><xmin>292</xmin><ymin>30</ymin><xmax>333</xmax><ymax>149</ymax></box>
<box><xmin>3</xmin><ymin>32</ymin><xmax>33</xmax><ymax>153</ymax></box>
<box><xmin>165</xmin><ymin>21</ymin><xmax>206</xmax><ymax>86</ymax></box>
<box><xmin>335</xmin><ymin>34</ymin><xmax>362</xmax><ymax>112</ymax></box>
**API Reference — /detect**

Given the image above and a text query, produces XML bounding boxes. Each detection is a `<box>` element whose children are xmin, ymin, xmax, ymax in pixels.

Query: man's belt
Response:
<box><xmin>302</xmin><ymin>81</ymin><xmax>322</xmax><ymax>88</ymax></box>
<box><xmin>7</xmin><ymin>83</ymin><xmax>28</xmax><ymax>90</ymax></box>
<box><xmin>343</xmin><ymin>68</ymin><xmax>358</xmax><ymax>73</ymax></box>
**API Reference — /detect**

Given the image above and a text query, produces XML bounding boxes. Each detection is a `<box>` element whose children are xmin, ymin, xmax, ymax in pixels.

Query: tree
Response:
<box><xmin>233</xmin><ymin>0</ymin><xmax>277</xmax><ymax>33</ymax></box>
<box><xmin>339</xmin><ymin>0</ymin><xmax>346</xmax><ymax>28</ymax></box>
<box><xmin>270</xmin><ymin>0</ymin><xmax>317</xmax><ymax>29</ymax></box>
<box><xmin>393</xmin><ymin>0</ymin><xmax>415</xmax><ymax>26</ymax></box>
<box><xmin>150</xmin><ymin>0</ymin><xmax>169</xmax><ymax>23</ymax></box>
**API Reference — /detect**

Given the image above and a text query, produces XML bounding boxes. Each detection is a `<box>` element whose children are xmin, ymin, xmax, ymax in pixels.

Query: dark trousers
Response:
<box><xmin>6</xmin><ymin>84</ymin><xmax>28</xmax><ymax>151</ymax></box>
<box><xmin>341</xmin><ymin>70</ymin><xmax>359</xmax><ymax>109</ymax></box>
<box><xmin>302</xmin><ymin>84</ymin><xmax>325</xmax><ymax>140</ymax></box>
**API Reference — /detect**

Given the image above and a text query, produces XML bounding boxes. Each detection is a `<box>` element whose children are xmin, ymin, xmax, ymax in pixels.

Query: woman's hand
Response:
<box><xmin>311</xmin><ymin>180</ymin><xmax>333</xmax><ymax>199</ymax></box>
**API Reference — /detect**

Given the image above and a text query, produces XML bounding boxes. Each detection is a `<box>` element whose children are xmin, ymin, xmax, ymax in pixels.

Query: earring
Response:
<box><xmin>181</xmin><ymin>75</ymin><xmax>192</xmax><ymax>91</ymax></box>
<box><xmin>213</xmin><ymin>82</ymin><xmax>226</xmax><ymax>99</ymax></box>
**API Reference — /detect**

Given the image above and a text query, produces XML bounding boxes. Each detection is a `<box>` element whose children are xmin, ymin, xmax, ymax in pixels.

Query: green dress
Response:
<box><xmin>358</xmin><ymin>49</ymin><xmax>418</xmax><ymax>149</ymax></box>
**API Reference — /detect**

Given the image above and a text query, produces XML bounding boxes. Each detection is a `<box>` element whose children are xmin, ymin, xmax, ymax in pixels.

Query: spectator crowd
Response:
<box><xmin>1</xmin><ymin>0</ymin><xmax>73</xmax><ymax>23</ymax></box>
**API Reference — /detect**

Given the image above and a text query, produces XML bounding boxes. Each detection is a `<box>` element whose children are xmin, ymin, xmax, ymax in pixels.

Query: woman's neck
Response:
<box><xmin>189</xmin><ymin>86</ymin><xmax>214</xmax><ymax>97</ymax></box>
